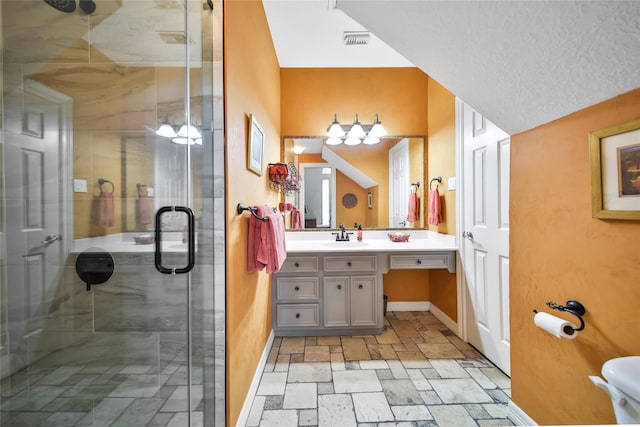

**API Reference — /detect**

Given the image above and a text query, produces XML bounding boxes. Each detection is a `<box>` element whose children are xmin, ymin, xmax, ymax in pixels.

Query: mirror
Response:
<box><xmin>282</xmin><ymin>136</ymin><xmax>425</xmax><ymax>230</ymax></box>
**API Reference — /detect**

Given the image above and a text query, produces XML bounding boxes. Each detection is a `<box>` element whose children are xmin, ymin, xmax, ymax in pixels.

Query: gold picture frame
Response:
<box><xmin>589</xmin><ymin>118</ymin><xmax>640</xmax><ymax>220</ymax></box>
<box><xmin>247</xmin><ymin>114</ymin><xmax>264</xmax><ymax>176</ymax></box>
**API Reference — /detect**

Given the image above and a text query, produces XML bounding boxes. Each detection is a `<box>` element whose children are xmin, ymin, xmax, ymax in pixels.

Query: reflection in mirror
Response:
<box><xmin>283</xmin><ymin>136</ymin><xmax>425</xmax><ymax>230</ymax></box>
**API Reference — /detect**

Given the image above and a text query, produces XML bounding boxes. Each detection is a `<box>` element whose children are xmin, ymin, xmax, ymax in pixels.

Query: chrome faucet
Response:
<box><xmin>332</xmin><ymin>223</ymin><xmax>353</xmax><ymax>242</ymax></box>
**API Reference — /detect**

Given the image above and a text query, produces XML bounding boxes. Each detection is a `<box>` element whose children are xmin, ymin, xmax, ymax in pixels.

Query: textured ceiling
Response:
<box><xmin>337</xmin><ymin>0</ymin><xmax>640</xmax><ymax>134</ymax></box>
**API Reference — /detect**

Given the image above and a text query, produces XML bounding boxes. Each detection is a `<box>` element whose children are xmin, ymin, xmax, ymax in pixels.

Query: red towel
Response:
<box><xmin>247</xmin><ymin>206</ymin><xmax>287</xmax><ymax>274</ymax></box>
<box><xmin>136</xmin><ymin>194</ymin><xmax>152</xmax><ymax>225</ymax></box>
<box><xmin>406</xmin><ymin>193</ymin><xmax>419</xmax><ymax>222</ymax></box>
<box><xmin>428</xmin><ymin>189</ymin><xmax>443</xmax><ymax>226</ymax></box>
<box><xmin>291</xmin><ymin>206</ymin><xmax>303</xmax><ymax>229</ymax></box>
<box><xmin>98</xmin><ymin>191</ymin><xmax>115</xmax><ymax>228</ymax></box>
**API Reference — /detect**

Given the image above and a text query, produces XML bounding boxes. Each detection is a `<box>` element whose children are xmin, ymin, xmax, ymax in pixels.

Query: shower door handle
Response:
<box><xmin>154</xmin><ymin>206</ymin><xmax>196</xmax><ymax>274</ymax></box>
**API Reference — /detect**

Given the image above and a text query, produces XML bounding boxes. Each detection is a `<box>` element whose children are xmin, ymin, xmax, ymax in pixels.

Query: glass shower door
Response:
<box><xmin>0</xmin><ymin>0</ymin><xmax>223</xmax><ymax>425</ymax></box>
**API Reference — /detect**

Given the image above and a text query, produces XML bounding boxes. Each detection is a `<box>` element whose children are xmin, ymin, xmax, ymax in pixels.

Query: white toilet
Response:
<box><xmin>590</xmin><ymin>356</ymin><xmax>640</xmax><ymax>424</ymax></box>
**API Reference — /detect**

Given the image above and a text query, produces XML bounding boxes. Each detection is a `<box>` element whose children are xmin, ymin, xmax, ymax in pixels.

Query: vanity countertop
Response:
<box><xmin>72</xmin><ymin>232</ymin><xmax>188</xmax><ymax>254</ymax></box>
<box><xmin>284</xmin><ymin>230</ymin><xmax>456</xmax><ymax>254</ymax></box>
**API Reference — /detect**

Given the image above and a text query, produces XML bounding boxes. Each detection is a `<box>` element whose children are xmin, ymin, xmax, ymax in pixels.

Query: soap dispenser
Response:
<box><xmin>357</xmin><ymin>224</ymin><xmax>363</xmax><ymax>242</ymax></box>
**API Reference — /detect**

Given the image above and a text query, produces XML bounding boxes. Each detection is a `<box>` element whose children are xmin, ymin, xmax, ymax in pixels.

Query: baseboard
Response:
<box><xmin>236</xmin><ymin>330</ymin><xmax>275</xmax><ymax>427</ymax></box>
<box><xmin>507</xmin><ymin>401</ymin><xmax>538</xmax><ymax>426</ymax></box>
<box><xmin>387</xmin><ymin>301</ymin><xmax>431</xmax><ymax>311</ymax></box>
<box><xmin>429</xmin><ymin>303</ymin><xmax>458</xmax><ymax>333</ymax></box>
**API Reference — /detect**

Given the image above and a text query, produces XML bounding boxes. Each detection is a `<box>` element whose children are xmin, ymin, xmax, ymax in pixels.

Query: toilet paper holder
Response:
<box><xmin>533</xmin><ymin>300</ymin><xmax>586</xmax><ymax>332</ymax></box>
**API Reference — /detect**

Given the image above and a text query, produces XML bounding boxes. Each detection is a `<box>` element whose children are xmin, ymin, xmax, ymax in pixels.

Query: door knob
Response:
<box><xmin>462</xmin><ymin>231</ymin><xmax>474</xmax><ymax>240</ymax></box>
<box><xmin>41</xmin><ymin>234</ymin><xmax>61</xmax><ymax>246</ymax></box>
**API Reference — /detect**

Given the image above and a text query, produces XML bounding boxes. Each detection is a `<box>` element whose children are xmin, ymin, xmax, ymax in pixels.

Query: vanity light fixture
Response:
<box><xmin>155</xmin><ymin>117</ymin><xmax>178</xmax><ymax>138</ymax></box>
<box><xmin>326</xmin><ymin>113</ymin><xmax>387</xmax><ymax>145</ymax></box>
<box><xmin>155</xmin><ymin>118</ymin><xmax>203</xmax><ymax>145</ymax></box>
<box><xmin>293</xmin><ymin>145</ymin><xmax>305</xmax><ymax>155</ymax></box>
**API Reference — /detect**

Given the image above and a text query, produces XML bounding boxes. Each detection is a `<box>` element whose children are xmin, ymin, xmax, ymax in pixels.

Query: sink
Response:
<box><xmin>323</xmin><ymin>241</ymin><xmax>369</xmax><ymax>248</ymax></box>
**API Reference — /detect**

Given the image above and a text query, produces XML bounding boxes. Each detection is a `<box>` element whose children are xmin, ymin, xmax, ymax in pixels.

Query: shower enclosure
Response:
<box><xmin>0</xmin><ymin>0</ymin><xmax>225</xmax><ymax>425</ymax></box>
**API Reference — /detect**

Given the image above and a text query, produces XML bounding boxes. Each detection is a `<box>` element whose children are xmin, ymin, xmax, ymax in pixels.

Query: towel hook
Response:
<box><xmin>429</xmin><ymin>176</ymin><xmax>442</xmax><ymax>190</ymax></box>
<box><xmin>136</xmin><ymin>183</ymin><xmax>147</xmax><ymax>196</ymax></box>
<box><xmin>237</xmin><ymin>203</ymin><xmax>268</xmax><ymax>222</ymax></box>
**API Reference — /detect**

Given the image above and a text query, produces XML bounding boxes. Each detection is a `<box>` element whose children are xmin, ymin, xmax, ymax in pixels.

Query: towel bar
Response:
<box><xmin>237</xmin><ymin>203</ymin><xmax>268</xmax><ymax>222</ymax></box>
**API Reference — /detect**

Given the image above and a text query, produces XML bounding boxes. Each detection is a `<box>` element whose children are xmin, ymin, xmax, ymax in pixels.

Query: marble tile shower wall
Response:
<box><xmin>0</xmin><ymin>1</ymin><xmax>226</xmax><ymax>424</ymax></box>
<box><xmin>5</xmin><ymin>252</ymin><xmax>211</xmax><ymax>376</ymax></box>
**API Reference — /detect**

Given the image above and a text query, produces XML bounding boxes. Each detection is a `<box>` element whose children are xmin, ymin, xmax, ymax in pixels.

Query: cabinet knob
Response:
<box><xmin>347</xmin><ymin>261</ymin><xmax>352</xmax><ymax>267</ymax></box>
<box><xmin>337</xmin><ymin>285</ymin><xmax>342</xmax><ymax>290</ymax></box>
<box><xmin>294</xmin><ymin>262</ymin><xmax>300</xmax><ymax>267</ymax></box>
<box><xmin>416</xmin><ymin>259</ymin><xmax>422</xmax><ymax>265</ymax></box>
<box><xmin>358</xmin><ymin>284</ymin><xmax>363</xmax><ymax>289</ymax></box>
<box><xmin>294</xmin><ymin>286</ymin><xmax>299</xmax><ymax>291</ymax></box>
<box><xmin>295</xmin><ymin>313</ymin><xmax>300</xmax><ymax>319</ymax></box>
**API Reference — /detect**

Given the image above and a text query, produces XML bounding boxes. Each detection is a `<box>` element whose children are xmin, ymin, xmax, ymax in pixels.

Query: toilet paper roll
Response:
<box><xmin>534</xmin><ymin>312</ymin><xmax>578</xmax><ymax>339</ymax></box>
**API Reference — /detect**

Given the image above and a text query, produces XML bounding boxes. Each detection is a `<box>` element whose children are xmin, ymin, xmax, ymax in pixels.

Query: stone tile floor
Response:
<box><xmin>245</xmin><ymin>311</ymin><xmax>514</xmax><ymax>427</ymax></box>
<box><xmin>1</xmin><ymin>362</ymin><xmax>205</xmax><ymax>426</ymax></box>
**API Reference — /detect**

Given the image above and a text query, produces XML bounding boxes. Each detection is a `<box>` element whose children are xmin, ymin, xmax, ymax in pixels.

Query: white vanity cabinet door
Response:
<box><xmin>350</xmin><ymin>276</ymin><xmax>377</xmax><ymax>326</ymax></box>
<box><xmin>323</xmin><ymin>277</ymin><xmax>349</xmax><ymax>328</ymax></box>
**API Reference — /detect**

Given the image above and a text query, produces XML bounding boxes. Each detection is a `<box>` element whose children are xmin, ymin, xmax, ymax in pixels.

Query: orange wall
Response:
<box><xmin>336</xmin><ymin>171</ymin><xmax>368</xmax><ymax>228</ymax></box>
<box><xmin>330</xmin><ymin>139</ymin><xmax>399</xmax><ymax>228</ymax></box>
<box><xmin>281</xmin><ymin>68</ymin><xmax>438</xmax><ymax>303</ymax></box>
<box><xmin>426</xmin><ymin>78</ymin><xmax>457</xmax><ymax>320</ymax></box>
<box><xmin>281</xmin><ymin>68</ymin><xmax>429</xmax><ymax>137</ymax></box>
<box><xmin>510</xmin><ymin>88</ymin><xmax>640</xmax><ymax>425</ymax></box>
<box><xmin>225</xmin><ymin>1</ymin><xmax>281</xmax><ymax>425</ymax></box>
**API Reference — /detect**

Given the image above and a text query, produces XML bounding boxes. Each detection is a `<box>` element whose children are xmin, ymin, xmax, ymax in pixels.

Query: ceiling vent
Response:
<box><xmin>343</xmin><ymin>31</ymin><xmax>370</xmax><ymax>46</ymax></box>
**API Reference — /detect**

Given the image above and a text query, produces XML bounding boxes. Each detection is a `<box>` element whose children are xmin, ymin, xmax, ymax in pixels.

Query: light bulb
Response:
<box><xmin>327</xmin><ymin>114</ymin><xmax>345</xmax><ymax>137</ymax></box>
<box><xmin>326</xmin><ymin>137</ymin><xmax>343</xmax><ymax>145</ymax></box>
<box><xmin>363</xmin><ymin>137</ymin><xmax>380</xmax><ymax>145</ymax></box>
<box><xmin>347</xmin><ymin>114</ymin><xmax>366</xmax><ymax>138</ymax></box>
<box><xmin>155</xmin><ymin>123</ymin><xmax>177</xmax><ymax>138</ymax></box>
<box><xmin>368</xmin><ymin>114</ymin><xmax>387</xmax><ymax>138</ymax></box>
<box><xmin>177</xmin><ymin>124</ymin><xmax>202</xmax><ymax>139</ymax></box>
<box><xmin>344</xmin><ymin>137</ymin><xmax>361</xmax><ymax>146</ymax></box>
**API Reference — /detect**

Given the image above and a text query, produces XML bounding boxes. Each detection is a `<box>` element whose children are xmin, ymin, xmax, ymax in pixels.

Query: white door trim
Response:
<box><xmin>455</xmin><ymin>98</ymin><xmax>467</xmax><ymax>341</ymax></box>
<box><xmin>23</xmin><ymin>79</ymin><xmax>73</xmax><ymax>256</ymax></box>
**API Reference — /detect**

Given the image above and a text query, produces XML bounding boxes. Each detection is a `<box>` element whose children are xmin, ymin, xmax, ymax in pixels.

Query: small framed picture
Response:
<box><xmin>247</xmin><ymin>114</ymin><xmax>264</xmax><ymax>176</ymax></box>
<box><xmin>367</xmin><ymin>191</ymin><xmax>374</xmax><ymax>209</ymax></box>
<box><xmin>589</xmin><ymin>118</ymin><xmax>640</xmax><ymax>220</ymax></box>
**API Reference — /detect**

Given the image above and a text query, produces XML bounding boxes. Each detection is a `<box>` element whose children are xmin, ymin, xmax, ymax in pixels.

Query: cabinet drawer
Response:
<box><xmin>277</xmin><ymin>277</ymin><xmax>319</xmax><ymax>300</ymax></box>
<box><xmin>280</xmin><ymin>257</ymin><xmax>319</xmax><ymax>273</ymax></box>
<box><xmin>276</xmin><ymin>304</ymin><xmax>319</xmax><ymax>328</ymax></box>
<box><xmin>324</xmin><ymin>256</ymin><xmax>377</xmax><ymax>272</ymax></box>
<box><xmin>390</xmin><ymin>253</ymin><xmax>451</xmax><ymax>270</ymax></box>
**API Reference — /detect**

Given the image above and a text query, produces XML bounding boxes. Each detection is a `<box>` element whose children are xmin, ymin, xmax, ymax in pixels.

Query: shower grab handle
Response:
<box><xmin>154</xmin><ymin>206</ymin><xmax>196</xmax><ymax>274</ymax></box>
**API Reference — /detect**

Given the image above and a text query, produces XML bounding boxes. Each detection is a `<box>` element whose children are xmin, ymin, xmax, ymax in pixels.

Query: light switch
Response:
<box><xmin>448</xmin><ymin>177</ymin><xmax>456</xmax><ymax>191</ymax></box>
<box><xmin>74</xmin><ymin>179</ymin><xmax>88</xmax><ymax>193</ymax></box>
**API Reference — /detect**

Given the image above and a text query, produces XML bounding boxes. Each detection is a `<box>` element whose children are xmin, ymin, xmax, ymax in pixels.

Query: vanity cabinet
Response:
<box><xmin>323</xmin><ymin>276</ymin><xmax>376</xmax><ymax>328</ymax></box>
<box><xmin>273</xmin><ymin>254</ymin><xmax>382</xmax><ymax>336</ymax></box>
<box><xmin>272</xmin><ymin>243</ymin><xmax>456</xmax><ymax>336</ymax></box>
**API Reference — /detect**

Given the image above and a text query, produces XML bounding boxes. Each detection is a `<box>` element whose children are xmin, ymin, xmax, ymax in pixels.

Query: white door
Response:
<box><xmin>5</xmin><ymin>84</ymin><xmax>66</xmax><ymax>355</ymax></box>
<box><xmin>460</xmin><ymin>102</ymin><xmax>511</xmax><ymax>375</ymax></box>
<box><xmin>389</xmin><ymin>138</ymin><xmax>410</xmax><ymax>227</ymax></box>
